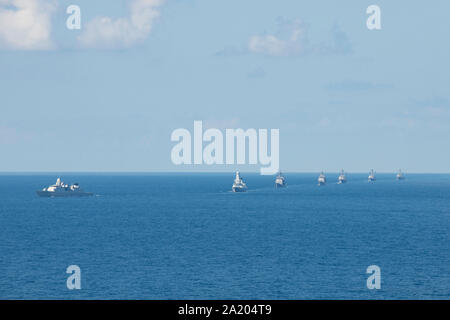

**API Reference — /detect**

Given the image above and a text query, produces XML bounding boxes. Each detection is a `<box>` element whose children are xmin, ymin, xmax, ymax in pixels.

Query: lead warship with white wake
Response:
<box><xmin>36</xmin><ymin>178</ymin><xmax>93</xmax><ymax>197</ymax></box>
<box><xmin>232</xmin><ymin>171</ymin><xmax>247</xmax><ymax>192</ymax></box>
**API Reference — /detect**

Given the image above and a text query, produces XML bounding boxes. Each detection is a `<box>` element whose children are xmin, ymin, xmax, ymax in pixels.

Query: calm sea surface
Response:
<box><xmin>0</xmin><ymin>173</ymin><xmax>449</xmax><ymax>299</ymax></box>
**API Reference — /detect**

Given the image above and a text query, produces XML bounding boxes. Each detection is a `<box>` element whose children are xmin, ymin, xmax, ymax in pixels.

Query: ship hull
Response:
<box><xmin>232</xmin><ymin>187</ymin><xmax>247</xmax><ymax>193</ymax></box>
<box><xmin>36</xmin><ymin>191</ymin><xmax>94</xmax><ymax>197</ymax></box>
<box><xmin>275</xmin><ymin>182</ymin><xmax>286</xmax><ymax>188</ymax></box>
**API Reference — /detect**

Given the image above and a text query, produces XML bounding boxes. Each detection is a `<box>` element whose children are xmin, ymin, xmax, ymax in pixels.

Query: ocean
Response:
<box><xmin>0</xmin><ymin>173</ymin><xmax>449</xmax><ymax>299</ymax></box>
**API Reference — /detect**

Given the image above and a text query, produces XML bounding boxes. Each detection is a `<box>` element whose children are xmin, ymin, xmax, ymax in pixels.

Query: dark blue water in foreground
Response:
<box><xmin>0</xmin><ymin>173</ymin><xmax>449</xmax><ymax>299</ymax></box>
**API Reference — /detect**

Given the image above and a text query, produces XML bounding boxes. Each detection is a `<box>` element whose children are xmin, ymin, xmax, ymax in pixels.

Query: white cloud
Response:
<box><xmin>0</xmin><ymin>0</ymin><xmax>56</xmax><ymax>50</ymax></box>
<box><xmin>248</xmin><ymin>19</ymin><xmax>306</xmax><ymax>57</ymax></box>
<box><xmin>248</xmin><ymin>19</ymin><xmax>353</xmax><ymax>57</ymax></box>
<box><xmin>78</xmin><ymin>0</ymin><xmax>165</xmax><ymax>49</ymax></box>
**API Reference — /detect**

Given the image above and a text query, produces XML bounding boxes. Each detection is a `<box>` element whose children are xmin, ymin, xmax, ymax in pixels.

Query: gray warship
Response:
<box><xmin>368</xmin><ymin>169</ymin><xmax>376</xmax><ymax>182</ymax></box>
<box><xmin>338</xmin><ymin>169</ymin><xmax>347</xmax><ymax>184</ymax></box>
<box><xmin>396</xmin><ymin>169</ymin><xmax>405</xmax><ymax>180</ymax></box>
<box><xmin>275</xmin><ymin>171</ymin><xmax>287</xmax><ymax>188</ymax></box>
<box><xmin>36</xmin><ymin>178</ymin><xmax>93</xmax><ymax>197</ymax></box>
<box><xmin>232</xmin><ymin>171</ymin><xmax>247</xmax><ymax>192</ymax></box>
<box><xmin>318</xmin><ymin>171</ymin><xmax>326</xmax><ymax>186</ymax></box>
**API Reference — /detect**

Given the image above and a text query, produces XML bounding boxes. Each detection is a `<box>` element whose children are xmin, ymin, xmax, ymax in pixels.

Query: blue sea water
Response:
<box><xmin>0</xmin><ymin>173</ymin><xmax>449</xmax><ymax>299</ymax></box>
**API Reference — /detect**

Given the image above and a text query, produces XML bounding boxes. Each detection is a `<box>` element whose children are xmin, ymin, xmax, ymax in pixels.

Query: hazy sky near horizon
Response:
<box><xmin>1</xmin><ymin>0</ymin><xmax>449</xmax><ymax>173</ymax></box>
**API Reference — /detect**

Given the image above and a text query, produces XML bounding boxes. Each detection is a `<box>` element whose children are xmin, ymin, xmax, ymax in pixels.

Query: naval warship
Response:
<box><xmin>36</xmin><ymin>178</ymin><xmax>93</xmax><ymax>197</ymax></box>
<box><xmin>338</xmin><ymin>169</ymin><xmax>347</xmax><ymax>184</ymax></box>
<box><xmin>396</xmin><ymin>169</ymin><xmax>405</xmax><ymax>180</ymax></box>
<box><xmin>232</xmin><ymin>171</ymin><xmax>247</xmax><ymax>192</ymax></box>
<box><xmin>275</xmin><ymin>171</ymin><xmax>287</xmax><ymax>188</ymax></box>
<box><xmin>368</xmin><ymin>169</ymin><xmax>376</xmax><ymax>182</ymax></box>
<box><xmin>318</xmin><ymin>171</ymin><xmax>326</xmax><ymax>186</ymax></box>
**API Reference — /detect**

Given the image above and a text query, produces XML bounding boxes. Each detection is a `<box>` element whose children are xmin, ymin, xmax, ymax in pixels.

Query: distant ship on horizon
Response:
<box><xmin>36</xmin><ymin>178</ymin><xmax>93</xmax><ymax>197</ymax></box>
<box><xmin>368</xmin><ymin>169</ymin><xmax>376</xmax><ymax>182</ymax></box>
<box><xmin>397</xmin><ymin>169</ymin><xmax>405</xmax><ymax>180</ymax></box>
<box><xmin>318</xmin><ymin>171</ymin><xmax>326</xmax><ymax>186</ymax></box>
<box><xmin>275</xmin><ymin>171</ymin><xmax>287</xmax><ymax>188</ymax></box>
<box><xmin>338</xmin><ymin>169</ymin><xmax>347</xmax><ymax>184</ymax></box>
<box><xmin>232</xmin><ymin>171</ymin><xmax>247</xmax><ymax>192</ymax></box>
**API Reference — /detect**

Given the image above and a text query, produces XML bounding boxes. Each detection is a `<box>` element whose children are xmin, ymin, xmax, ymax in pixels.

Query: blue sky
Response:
<box><xmin>0</xmin><ymin>0</ymin><xmax>449</xmax><ymax>172</ymax></box>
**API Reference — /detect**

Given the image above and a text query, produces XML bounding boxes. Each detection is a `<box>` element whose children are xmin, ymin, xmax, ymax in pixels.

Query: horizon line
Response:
<box><xmin>0</xmin><ymin>171</ymin><xmax>449</xmax><ymax>175</ymax></box>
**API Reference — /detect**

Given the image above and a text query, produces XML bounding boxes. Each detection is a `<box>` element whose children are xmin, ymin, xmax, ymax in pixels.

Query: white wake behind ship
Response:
<box><xmin>36</xmin><ymin>178</ymin><xmax>93</xmax><ymax>197</ymax></box>
<box><xmin>275</xmin><ymin>171</ymin><xmax>287</xmax><ymax>188</ymax></box>
<box><xmin>318</xmin><ymin>171</ymin><xmax>326</xmax><ymax>186</ymax></box>
<box><xmin>396</xmin><ymin>169</ymin><xmax>405</xmax><ymax>180</ymax></box>
<box><xmin>338</xmin><ymin>169</ymin><xmax>347</xmax><ymax>184</ymax></box>
<box><xmin>368</xmin><ymin>169</ymin><xmax>376</xmax><ymax>182</ymax></box>
<box><xmin>232</xmin><ymin>171</ymin><xmax>247</xmax><ymax>192</ymax></box>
